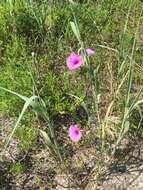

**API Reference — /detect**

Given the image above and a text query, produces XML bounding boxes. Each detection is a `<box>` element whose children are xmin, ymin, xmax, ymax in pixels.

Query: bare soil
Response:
<box><xmin>1</xmin><ymin>116</ymin><xmax>143</xmax><ymax>190</ymax></box>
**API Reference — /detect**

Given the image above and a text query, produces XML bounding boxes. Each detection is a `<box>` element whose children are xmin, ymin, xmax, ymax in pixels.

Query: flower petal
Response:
<box><xmin>69</xmin><ymin>124</ymin><xmax>81</xmax><ymax>142</ymax></box>
<box><xmin>86</xmin><ymin>48</ymin><xmax>95</xmax><ymax>56</ymax></box>
<box><xmin>66</xmin><ymin>53</ymin><xmax>83</xmax><ymax>70</ymax></box>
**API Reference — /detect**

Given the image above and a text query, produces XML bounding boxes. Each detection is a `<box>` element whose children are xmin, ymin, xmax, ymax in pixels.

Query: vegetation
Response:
<box><xmin>0</xmin><ymin>0</ymin><xmax>143</xmax><ymax>189</ymax></box>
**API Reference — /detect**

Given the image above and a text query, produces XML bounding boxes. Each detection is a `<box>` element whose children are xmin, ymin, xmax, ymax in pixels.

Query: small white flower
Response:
<box><xmin>31</xmin><ymin>52</ymin><xmax>35</xmax><ymax>57</ymax></box>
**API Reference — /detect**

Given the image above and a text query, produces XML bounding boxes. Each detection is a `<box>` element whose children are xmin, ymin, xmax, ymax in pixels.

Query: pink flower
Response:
<box><xmin>86</xmin><ymin>48</ymin><xmax>95</xmax><ymax>56</ymax></box>
<box><xmin>66</xmin><ymin>53</ymin><xmax>82</xmax><ymax>70</ymax></box>
<box><xmin>69</xmin><ymin>124</ymin><xmax>81</xmax><ymax>142</ymax></box>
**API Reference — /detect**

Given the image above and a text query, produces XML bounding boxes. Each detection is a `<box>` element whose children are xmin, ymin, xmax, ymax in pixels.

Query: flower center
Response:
<box><xmin>73</xmin><ymin>59</ymin><xmax>79</xmax><ymax>65</ymax></box>
<box><xmin>74</xmin><ymin>130</ymin><xmax>79</xmax><ymax>135</ymax></box>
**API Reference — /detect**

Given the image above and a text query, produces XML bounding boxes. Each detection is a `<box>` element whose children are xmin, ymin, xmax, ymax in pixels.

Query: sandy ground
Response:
<box><xmin>1</xmin><ymin>116</ymin><xmax>143</xmax><ymax>190</ymax></box>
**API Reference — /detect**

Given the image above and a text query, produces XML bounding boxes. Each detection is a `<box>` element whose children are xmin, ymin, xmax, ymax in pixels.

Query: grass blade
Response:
<box><xmin>0</xmin><ymin>96</ymin><xmax>37</xmax><ymax>160</ymax></box>
<box><xmin>70</xmin><ymin>21</ymin><xmax>81</xmax><ymax>42</ymax></box>
<box><xmin>0</xmin><ymin>86</ymin><xmax>28</xmax><ymax>102</ymax></box>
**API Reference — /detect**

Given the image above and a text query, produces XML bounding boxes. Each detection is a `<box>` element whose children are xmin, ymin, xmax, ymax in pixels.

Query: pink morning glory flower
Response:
<box><xmin>69</xmin><ymin>124</ymin><xmax>81</xmax><ymax>142</ymax></box>
<box><xmin>86</xmin><ymin>48</ymin><xmax>95</xmax><ymax>56</ymax></box>
<box><xmin>66</xmin><ymin>52</ymin><xmax>83</xmax><ymax>70</ymax></box>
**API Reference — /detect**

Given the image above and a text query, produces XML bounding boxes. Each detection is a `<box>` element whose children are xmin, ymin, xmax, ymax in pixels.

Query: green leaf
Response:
<box><xmin>123</xmin><ymin>120</ymin><xmax>130</xmax><ymax>135</ymax></box>
<box><xmin>0</xmin><ymin>86</ymin><xmax>28</xmax><ymax>102</ymax></box>
<box><xmin>70</xmin><ymin>21</ymin><xmax>80</xmax><ymax>42</ymax></box>
<box><xmin>31</xmin><ymin>101</ymin><xmax>50</xmax><ymax>123</ymax></box>
<box><xmin>132</xmin><ymin>99</ymin><xmax>143</xmax><ymax>110</ymax></box>
<box><xmin>0</xmin><ymin>96</ymin><xmax>38</xmax><ymax>160</ymax></box>
<box><xmin>40</xmin><ymin>129</ymin><xmax>52</xmax><ymax>147</ymax></box>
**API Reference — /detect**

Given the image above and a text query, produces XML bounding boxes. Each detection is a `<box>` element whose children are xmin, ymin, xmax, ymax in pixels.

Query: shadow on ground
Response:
<box><xmin>99</xmin><ymin>137</ymin><xmax>143</xmax><ymax>190</ymax></box>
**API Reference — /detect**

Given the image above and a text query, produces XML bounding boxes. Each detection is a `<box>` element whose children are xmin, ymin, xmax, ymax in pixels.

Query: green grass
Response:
<box><xmin>9</xmin><ymin>161</ymin><xmax>24</xmax><ymax>175</ymax></box>
<box><xmin>0</xmin><ymin>0</ymin><xmax>143</xmax><ymax>188</ymax></box>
